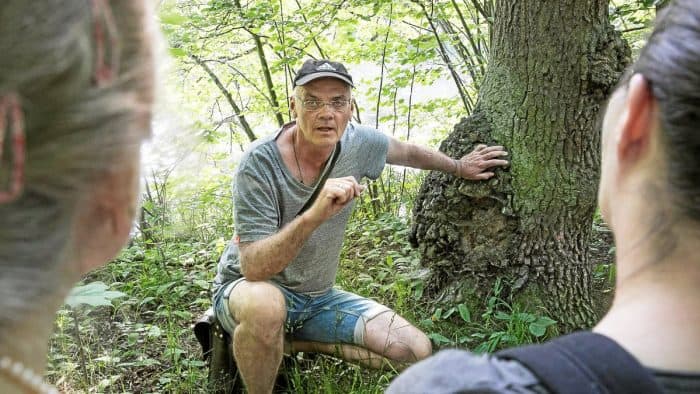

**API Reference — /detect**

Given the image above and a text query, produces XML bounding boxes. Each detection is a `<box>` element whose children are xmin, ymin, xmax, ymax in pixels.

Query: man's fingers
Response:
<box><xmin>482</xmin><ymin>150</ymin><xmax>508</xmax><ymax>159</ymax></box>
<box><xmin>475</xmin><ymin>144</ymin><xmax>488</xmax><ymax>151</ymax></box>
<box><xmin>475</xmin><ymin>172</ymin><xmax>495</xmax><ymax>180</ymax></box>
<box><xmin>311</xmin><ymin>178</ymin><xmax>365</xmax><ymax>222</ymax></box>
<box><xmin>332</xmin><ymin>183</ymin><xmax>352</xmax><ymax>196</ymax></box>
<box><xmin>332</xmin><ymin>184</ymin><xmax>348</xmax><ymax>193</ymax></box>
<box><xmin>482</xmin><ymin>159</ymin><xmax>509</xmax><ymax>168</ymax></box>
<box><xmin>478</xmin><ymin>145</ymin><xmax>506</xmax><ymax>154</ymax></box>
<box><xmin>326</xmin><ymin>185</ymin><xmax>351</xmax><ymax>206</ymax></box>
<box><xmin>328</xmin><ymin>179</ymin><xmax>362</xmax><ymax>202</ymax></box>
<box><xmin>321</xmin><ymin>177</ymin><xmax>365</xmax><ymax>206</ymax></box>
<box><xmin>334</xmin><ymin>177</ymin><xmax>364</xmax><ymax>197</ymax></box>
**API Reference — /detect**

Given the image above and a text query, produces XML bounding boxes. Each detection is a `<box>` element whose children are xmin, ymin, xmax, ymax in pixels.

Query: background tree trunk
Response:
<box><xmin>411</xmin><ymin>0</ymin><xmax>630</xmax><ymax>329</ymax></box>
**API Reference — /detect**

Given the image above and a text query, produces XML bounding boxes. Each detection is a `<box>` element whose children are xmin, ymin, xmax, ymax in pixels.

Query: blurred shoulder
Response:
<box><xmin>386</xmin><ymin>349</ymin><xmax>548</xmax><ymax>394</ymax></box>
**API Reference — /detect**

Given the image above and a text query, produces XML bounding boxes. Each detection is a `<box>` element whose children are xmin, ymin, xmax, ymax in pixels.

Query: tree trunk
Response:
<box><xmin>411</xmin><ymin>0</ymin><xmax>629</xmax><ymax>330</ymax></box>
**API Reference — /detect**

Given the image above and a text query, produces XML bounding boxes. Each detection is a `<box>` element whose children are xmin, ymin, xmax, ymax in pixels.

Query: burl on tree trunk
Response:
<box><xmin>411</xmin><ymin>0</ymin><xmax>630</xmax><ymax>330</ymax></box>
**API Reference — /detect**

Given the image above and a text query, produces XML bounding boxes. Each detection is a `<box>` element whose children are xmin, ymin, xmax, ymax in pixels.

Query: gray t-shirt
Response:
<box><xmin>213</xmin><ymin>122</ymin><xmax>388</xmax><ymax>296</ymax></box>
<box><xmin>386</xmin><ymin>350</ymin><xmax>548</xmax><ymax>394</ymax></box>
<box><xmin>386</xmin><ymin>349</ymin><xmax>700</xmax><ymax>393</ymax></box>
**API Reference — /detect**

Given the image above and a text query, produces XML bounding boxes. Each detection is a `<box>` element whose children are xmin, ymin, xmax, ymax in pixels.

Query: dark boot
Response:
<box><xmin>194</xmin><ymin>309</ymin><xmax>245</xmax><ymax>393</ymax></box>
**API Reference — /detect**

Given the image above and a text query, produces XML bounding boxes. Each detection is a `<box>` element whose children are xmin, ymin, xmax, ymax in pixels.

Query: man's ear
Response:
<box><xmin>617</xmin><ymin>73</ymin><xmax>655</xmax><ymax>164</ymax></box>
<box><xmin>290</xmin><ymin>96</ymin><xmax>298</xmax><ymax>119</ymax></box>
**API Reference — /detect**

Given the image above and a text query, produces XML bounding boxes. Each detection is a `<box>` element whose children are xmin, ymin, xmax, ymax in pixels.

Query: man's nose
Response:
<box><xmin>317</xmin><ymin>104</ymin><xmax>334</xmax><ymax>118</ymax></box>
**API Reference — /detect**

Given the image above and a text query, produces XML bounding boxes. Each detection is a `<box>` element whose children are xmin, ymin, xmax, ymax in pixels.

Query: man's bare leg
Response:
<box><xmin>291</xmin><ymin>341</ymin><xmax>399</xmax><ymax>370</ymax></box>
<box><xmin>291</xmin><ymin>309</ymin><xmax>432</xmax><ymax>370</ymax></box>
<box><xmin>229</xmin><ymin>281</ymin><xmax>287</xmax><ymax>394</ymax></box>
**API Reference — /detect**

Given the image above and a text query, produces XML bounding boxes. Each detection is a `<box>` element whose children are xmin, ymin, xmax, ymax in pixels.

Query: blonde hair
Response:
<box><xmin>0</xmin><ymin>1</ymin><xmax>156</xmax><ymax>333</ymax></box>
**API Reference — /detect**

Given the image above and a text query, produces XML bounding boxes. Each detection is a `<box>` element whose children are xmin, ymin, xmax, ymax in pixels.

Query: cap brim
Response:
<box><xmin>294</xmin><ymin>72</ymin><xmax>354</xmax><ymax>87</ymax></box>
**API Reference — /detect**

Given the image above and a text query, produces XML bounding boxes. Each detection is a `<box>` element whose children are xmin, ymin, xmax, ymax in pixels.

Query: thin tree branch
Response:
<box><xmin>450</xmin><ymin>0</ymin><xmax>487</xmax><ymax>76</ymax></box>
<box><xmin>232</xmin><ymin>0</ymin><xmax>285</xmax><ymax>126</ymax></box>
<box><xmin>469</xmin><ymin>0</ymin><xmax>490</xmax><ymax>21</ymax></box>
<box><xmin>293</xmin><ymin>0</ymin><xmax>328</xmax><ymax>58</ymax></box>
<box><xmin>191</xmin><ymin>54</ymin><xmax>257</xmax><ymax>142</ymax></box>
<box><xmin>413</xmin><ymin>0</ymin><xmax>473</xmax><ymax>112</ymax></box>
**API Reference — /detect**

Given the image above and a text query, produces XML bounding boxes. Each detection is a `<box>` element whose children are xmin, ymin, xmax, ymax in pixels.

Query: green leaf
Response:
<box><xmin>156</xmin><ymin>281</ymin><xmax>177</xmax><ymax>295</ymax></box>
<box><xmin>169</xmin><ymin>47</ymin><xmax>188</xmax><ymax>58</ymax></box>
<box><xmin>528</xmin><ymin>323</ymin><xmax>546</xmax><ymax>337</ymax></box>
<box><xmin>65</xmin><ymin>281</ymin><xmax>125</xmax><ymax>308</ymax></box>
<box><xmin>516</xmin><ymin>312</ymin><xmax>536</xmax><ymax>323</ymax></box>
<box><xmin>535</xmin><ymin>316</ymin><xmax>557</xmax><ymax>326</ymax></box>
<box><xmin>442</xmin><ymin>307</ymin><xmax>456</xmax><ymax>319</ymax></box>
<box><xmin>528</xmin><ymin>316</ymin><xmax>557</xmax><ymax>337</ymax></box>
<box><xmin>173</xmin><ymin>310</ymin><xmax>193</xmax><ymax>320</ymax></box>
<box><xmin>385</xmin><ymin>255</ymin><xmax>394</xmax><ymax>267</ymax></box>
<box><xmin>420</xmin><ymin>318</ymin><xmax>435</xmax><ymax>328</ymax></box>
<box><xmin>160</xmin><ymin>12</ymin><xmax>189</xmax><ymax>26</ymax></box>
<box><xmin>147</xmin><ymin>325</ymin><xmax>162</xmax><ymax>338</ymax></box>
<box><xmin>194</xmin><ymin>279</ymin><xmax>210</xmax><ymax>290</ymax></box>
<box><xmin>494</xmin><ymin>311</ymin><xmax>511</xmax><ymax>321</ymax></box>
<box><xmin>427</xmin><ymin>333</ymin><xmax>451</xmax><ymax>345</ymax></box>
<box><xmin>458</xmin><ymin>304</ymin><xmax>471</xmax><ymax>323</ymax></box>
<box><xmin>412</xmin><ymin>281</ymin><xmax>424</xmax><ymax>300</ymax></box>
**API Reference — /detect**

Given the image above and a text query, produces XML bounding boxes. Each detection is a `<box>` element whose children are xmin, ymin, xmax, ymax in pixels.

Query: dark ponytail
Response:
<box><xmin>634</xmin><ymin>0</ymin><xmax>700</xmax><ymax>221</ymax></box>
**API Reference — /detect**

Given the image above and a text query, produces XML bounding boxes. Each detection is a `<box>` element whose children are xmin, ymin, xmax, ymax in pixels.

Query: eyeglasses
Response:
<box><xmin>297</xmin><ymin>97</ymin><xmax>350</xmax><ymax>112</ymax></box>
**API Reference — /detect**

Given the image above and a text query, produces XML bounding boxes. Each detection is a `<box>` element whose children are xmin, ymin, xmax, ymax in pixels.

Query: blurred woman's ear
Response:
<box><xmin>72</xmin><ymin>156</ymin><xmax>140</xmax><ymax>274</ymax></box>
<box><xmin>616</xmin><ymin>74</ymin><xmax>656</xmax><ymax>167</ymax></box>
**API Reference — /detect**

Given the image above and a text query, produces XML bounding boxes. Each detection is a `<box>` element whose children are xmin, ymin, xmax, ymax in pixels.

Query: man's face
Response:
<box><xmin>291</xmin><ymin>77</ymin><xmax>353</xmax><ymax>148</ymax></box>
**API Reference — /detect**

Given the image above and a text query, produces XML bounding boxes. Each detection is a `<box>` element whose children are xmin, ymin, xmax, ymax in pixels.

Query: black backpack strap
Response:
<box><xmin>496</xmin><ymin>332</ymin><xmax>664</xmax><ymax>394</ymax></box>
<box><xmin>296</xmin><ymin>140</ymin><xmax>342</xmax><ymax>216</ymax></box>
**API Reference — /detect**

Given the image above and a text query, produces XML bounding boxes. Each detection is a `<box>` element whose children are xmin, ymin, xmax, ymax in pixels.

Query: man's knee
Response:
<box><xmin>229</xmin><ymin>281</ymin><xmax>286</xmax><ymax>340</ymax></box>
<box><xmin>387</xmin><ymin>327</ymin><xmax>432</xmax><ymax>362</ymax></box>
<box><xmin>365</xmin><ymin>310</ymin><xmax>433</xmax><ymax>362</ymax></box>
<box><xmin>411</xmin><ymin>331</ymin><xmax>433</xmax><ymax>361</ymax></box>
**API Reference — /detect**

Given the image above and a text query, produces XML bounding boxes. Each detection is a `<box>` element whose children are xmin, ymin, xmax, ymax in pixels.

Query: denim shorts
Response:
<box><xmin>213</xmin><ymin>278</ymin><xmax>389</xmax><ymax>346</ymax></box>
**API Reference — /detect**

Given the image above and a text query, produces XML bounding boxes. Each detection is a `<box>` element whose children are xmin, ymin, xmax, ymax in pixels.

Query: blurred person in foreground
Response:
<box><xmin>387</xmin><ymin>0</ymin><xmax>700</xmax><ymax>392</ymax></box>
<box><xmin>0</xmin><ymin>1</ymin><xmax>156</xmax><ymax>393</ymax></box>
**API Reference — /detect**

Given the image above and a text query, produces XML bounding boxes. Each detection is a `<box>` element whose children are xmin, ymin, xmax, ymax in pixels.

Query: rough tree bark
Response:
<box><xmin>411</xmin><ymin>0</ymin><xmax>630</xmax><ymax>329</ymax></box>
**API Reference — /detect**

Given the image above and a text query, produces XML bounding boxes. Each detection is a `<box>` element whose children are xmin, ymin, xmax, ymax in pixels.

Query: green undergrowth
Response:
<box><xmin>341</xmin><ymin>213</ymin><xmax>559</xmax><ymax>352</ymax></box>
<box><xmin>48</xmin><ymin>240</ymin><xmax>220</xmax><ymax>393</ymax></box>
<box><xmin>47</xmin><ymin>213</ymin><xmax>560</xmax><ymax>393</ymax></box>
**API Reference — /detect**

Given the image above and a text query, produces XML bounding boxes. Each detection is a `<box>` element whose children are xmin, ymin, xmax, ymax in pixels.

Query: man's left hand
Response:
<box><xmin>455</xmin><ymin>144</ymin><xmax>509</xmax><ymax>180</ymax></box>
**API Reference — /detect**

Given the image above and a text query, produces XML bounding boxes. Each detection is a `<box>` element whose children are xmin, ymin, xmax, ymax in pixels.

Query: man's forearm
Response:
<box><xmin>392</xmin><ymin>142</ymin><xmax>457</xmax><ymax>174</ymax></box>
<box><xmin>239</xmin><ymin>212</ymin><xmax>322</xmax><ymax>281</ymax></box>
<box><xmin>387</xmin><ymin>137</ymin><xmax>508</xmax><ymax>180</ymax></box>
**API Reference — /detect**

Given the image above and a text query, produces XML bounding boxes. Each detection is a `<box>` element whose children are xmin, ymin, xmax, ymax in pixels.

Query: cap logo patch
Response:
<box><xmin>316</xmin><ymin>63</ymin><xmax>336</xmax><ymax>71</ymax></box>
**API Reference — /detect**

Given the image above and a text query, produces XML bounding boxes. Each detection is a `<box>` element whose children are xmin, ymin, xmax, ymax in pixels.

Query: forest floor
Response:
<box><xmin>47</xmin><ymin>213</ymin><xmax>616</xmax><ymax>393</ymax></box>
